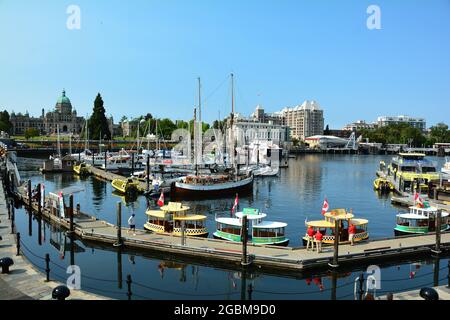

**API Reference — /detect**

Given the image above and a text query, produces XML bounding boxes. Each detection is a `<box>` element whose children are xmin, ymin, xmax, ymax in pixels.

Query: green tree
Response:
<box><xmin>88</xmin><ymin>93</ymin><xmax>111</xmax><ymax>140</ymax></box>
<box><xmin>0</xmin><ymin>110</ymin><xmax>12</xmax><ymax>133</ymax></box>
<box><xmin>429</xmin><ymin>123</ymin><xmax>450</xmax><ymax>143</ymax></box>
<box><xmin>24</xmin><ymin>128</ymin><xmax>40</xmax><ymax>140</ymax></box>
<box><xmin>324</xmin><ymin>124</ymin><xmax>331</xmax><ymax>135</ymax></box>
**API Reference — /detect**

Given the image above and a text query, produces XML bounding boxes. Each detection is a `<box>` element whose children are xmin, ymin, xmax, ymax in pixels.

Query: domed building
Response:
<box><xmin>10</xmin><ymin>90</ymin><xmax>86</xmax><ymax>135</ymax></box>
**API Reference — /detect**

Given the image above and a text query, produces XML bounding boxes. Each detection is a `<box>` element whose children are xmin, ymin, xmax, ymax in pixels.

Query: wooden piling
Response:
<box><xmin>146</xmin><ymin>154</ymin><xmax>150</xmax><ymax>192</ymax></box>
<box><xmin>241</xmin><ymin>215</ymin><xmax>249</xmax><ymax>266</ymax></box>
<box><xmin>432</xmin><ymin>209</ymin><xmax>442</xmax><ymax>255</ymax></box>
<box><xmin>37</xmin><ymin>183</ymin><xmax>41</xmax><ymax>215</ymax></box>
<box><xmin>68</xmin><ymin>194</ymin><xmax>74</xmax><ymax>234</ymax></box>
<box><xmin>27</xmin><ymin>179</ymin><xmax>32</xmax><ymax>208</ymax></box>
<box><xmin>113</xmin><ymin>202</ymin><xmax>123</xmax><ymax>247</ymax></box>
<box><xmin>329</xmin><ymin>219</ymin><xmax>340</xmax><ymax>268</ymax></box>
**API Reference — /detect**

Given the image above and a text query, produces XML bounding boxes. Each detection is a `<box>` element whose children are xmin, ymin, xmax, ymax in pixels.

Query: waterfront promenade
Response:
<box><xmin>0</xmin><ymin>181</ymin><xmax>110</xmax><ymax>300</ymax></box>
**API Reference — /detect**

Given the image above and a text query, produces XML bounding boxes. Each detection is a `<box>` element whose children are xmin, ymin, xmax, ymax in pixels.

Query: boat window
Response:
<box><xmin>401</xmin><ymin>166</ymin><xmax>415</xmax><ymax>172</ymax></box>
<box><xmin>148</xmin><ymin>218</ymin><xmax>165</xmax><ymax>226</ymax></box>
<box><xmin>253</xmin><ymin>228</ymin><xmax>284</xmax><ymax>238</ymax></box>
<box><xmin>421</xmin><ymin>167</ymin><xmax>436</xmax><ymax>173</ymax></box>
<box><xmin>217</xmin><ymin>223</ymin><xmax>241</xmax><ymax>235</ymax></box>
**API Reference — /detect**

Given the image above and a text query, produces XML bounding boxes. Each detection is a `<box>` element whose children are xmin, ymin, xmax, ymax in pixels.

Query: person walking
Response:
<box><xmin>306</xmin><ymin>226</ymin><xmax>315</xmax><ymax>251</ymax></box>
<box><xmin>314</xmin><ymin>230</ymin><xmax>323</xmax><ymax>253</ymax></box>
<box><xmin>349</xmin><ymin>223</ymin><xmax>356</xmax><ymax>246</ymax></box>
<box><xmin>128</xmin><ymin>213</ymin><xmax>136</xmax><ymax>235</ymax></box>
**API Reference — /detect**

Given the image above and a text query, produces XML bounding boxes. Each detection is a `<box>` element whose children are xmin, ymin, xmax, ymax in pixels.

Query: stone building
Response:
<box><xmin>10</xmin><ymin>90</ymin><xmax>85</xmax><ymax>135</ymax></box>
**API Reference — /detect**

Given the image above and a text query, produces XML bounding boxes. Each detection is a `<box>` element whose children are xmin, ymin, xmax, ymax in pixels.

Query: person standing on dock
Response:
<box><xmin>128</xmin><ymin>213</ymin><xmax>136</xmax><ymax>235</ymax></box>
<box><xmin>306</xmin><ymin>226</ymin><xmax>315</xmax><ymax>251</ymax></box>
<box><xmin>349</xmin><ymin>223</ymin><xmax>356</xmax><ymax>246</ymax></box>
<box><xmin>314</xmin><ymin>230</ymin><xmax>323</xmax><ymax>253</ymax></box>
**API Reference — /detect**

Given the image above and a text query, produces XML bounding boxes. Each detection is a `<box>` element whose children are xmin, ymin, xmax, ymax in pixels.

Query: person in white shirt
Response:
<box><xmin>128</xmin><ymin>213</ymin><xmax>136</xmax><ymax>235</ymax></box>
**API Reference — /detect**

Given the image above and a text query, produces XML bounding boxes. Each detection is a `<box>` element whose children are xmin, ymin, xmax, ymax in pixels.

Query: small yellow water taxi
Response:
<box><xmin>144</xmin><ymin>202</ymin><xmax>208</xmax><ymax>237</ymax></box>
<box><xmin>373</xmin><ymin>178</ymin><xmax>394</xmax><ymax>191</ymax></box>
<box><xmin>73</xmin><ymin>162</ymin><xmax>90</xmax><ymax>176</ymax></box>
<box><xmin>111</xmin><ymin>178</ymin><xmax>139</xmax><ymax>194</ymax></box>
<box><xmin>302</xmin><ymin>209</ymin><xmax>369</xmax><ymax>246</ymax></box>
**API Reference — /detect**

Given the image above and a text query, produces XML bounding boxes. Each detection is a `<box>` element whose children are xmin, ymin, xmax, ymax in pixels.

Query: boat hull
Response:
<box><xmin>172</xmin><ymin>176</ymin><xmax>254</xmax><ymax>199</ymax></box>
<box><xmin>213</xmin><ymin>233</ymin><xmax>289</xmax><ymax>247</ymax></box>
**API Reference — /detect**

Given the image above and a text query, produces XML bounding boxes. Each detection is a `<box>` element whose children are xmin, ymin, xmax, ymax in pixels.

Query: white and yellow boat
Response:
<box><xmin>111</xmin><ymin>178</ymin><xmax>139</xmax><ymax>194</ymax></box>
<box><xmin>144</xmin><ymin>202</ymin><xmax>208</xmax><ymax>237</ymax></box>
<box><xmin>302</xmin><ymin>209</ymin><xmax>369</xmax><ymax>246</ymax></box>
<box><xmin>73</xmin><ymin>162</ymin><xmax>90</xmax><ymax>176</ymax></box>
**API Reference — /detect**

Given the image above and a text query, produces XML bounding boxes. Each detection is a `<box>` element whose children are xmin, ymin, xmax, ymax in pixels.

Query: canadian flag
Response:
<box><xmin>414</xmin><ymin>192</ymin><xmax>424</xmax><ymax>207</ymax></box>
<box><xmin>157</xmin><ymin>192</ymin><xmax>164</xmax><ymax>207</ymax></box>
<box><xmin>231</xmin><ymin>194</ymin><xmax>239</xmax><ymax>215</ymax></box>
<box><xmin>321</xmin><ymin>198</ymin><xmax>329</xmax><ymax>215</ymax></box>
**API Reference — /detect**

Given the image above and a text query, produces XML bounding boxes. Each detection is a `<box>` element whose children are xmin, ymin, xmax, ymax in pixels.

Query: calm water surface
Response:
<box><xmin>14</xmin><ymin>155</ymin><xmax>449</xmax><ymax>300</ymax></box>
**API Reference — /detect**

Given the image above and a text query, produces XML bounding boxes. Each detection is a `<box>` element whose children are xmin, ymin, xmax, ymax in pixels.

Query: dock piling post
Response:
<box><xmin>11</xmin><ymin>205</ymin><xmax>15</xmax><ymax>234</ymax></box>
<box><xmin>329</xmin><ymin>219</ymin><xmax>340</xmax><ymax>268</ymax></box>
<box><xmin>126</xmin><ymin>274</ymin><xmax>132</xmax><ymax>300</ymax></box>
<box><xmin>432</xmin><ymin>210</ymin><xmax>442</xmax><ymax>255</ymax></box>
<box><xmin>27</xmin><ymin>179</ymin><xmax>32</xmax><ymax>208</ymax></box>
<box><xmin>358</xmin><ymin>273</ymin><xmax>365</xmax><ymax>300</ymax></box>
<box><xmin>146</xmin><ymin>154</ymin><xmax>150</xmax><ymax>192</ymax></box>
<box><xmin>45</xmin><ymin>253</ymin><xmax>50</xmax><ymax>282</ymax></box>
<box><xmin>7</xmin><ymin>201</ymin><xmax>10</xmax><ymax>219</ymax></box>
<box><xmin>16</xmin><ymin>232</ymin><xmax>20</xmax><ymax>256</ymax></box>
<box><xmin>68</xmin><ymin>194</ymin><xmax>74</xmax><ymax>235</ymax></box>
<box><xmin>447</xmin><ymin>261</ymin><xmax>450</xmax><ymax>289</ymax></box>
<box><xmin>37</xmin><ymin>183</ymin><xmax>41</xmax><ymax>215</ymax></box>
<box><xmin>131</xmin><ymin>153</ymin><xmax>135</xmax><ymax>176</ymax></box>
<box><xmin>181</xmin><ymin>220</ymin><xmax>186</xmax><ymax>246</ymax></box>
<box><xmin>241</xmin><ymin>215</ymin><xmax>249</xmax><ymax>266</ymax></box>
<box><xmin>113</xmin><ymin>202</ymin><xmax>123</xmax><ymax>247</ymax></box>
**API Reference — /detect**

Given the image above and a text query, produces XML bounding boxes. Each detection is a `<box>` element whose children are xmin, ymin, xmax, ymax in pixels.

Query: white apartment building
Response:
<box><xmin>278</xmin><ymin>100</ymin><xmax>324</xmax><ymax>140</ymax></box>
<box><xmin>377</xmin><ymin>115</ymin><xmax>426</xmax><ymax>131</ymax></box>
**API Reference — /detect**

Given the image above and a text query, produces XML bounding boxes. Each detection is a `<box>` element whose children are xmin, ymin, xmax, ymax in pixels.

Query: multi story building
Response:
<box><xmin>278</xmin><ymin>100</ymin><xmax>324</xmax><ymax>140</ymax></box>
<box><xmin>10</xmin><ymin>90</ymin><xmax>85</xmax><ymax>135</ymax></box>
<box><xmin>343</xmin><ymin>120</ymin><xmax>377</xmax><ymax>131</ymax></box>
<box><xmin>377</xmin><ymin>115</ymin><xmax>426</xmax><ymax>131</ymax></box>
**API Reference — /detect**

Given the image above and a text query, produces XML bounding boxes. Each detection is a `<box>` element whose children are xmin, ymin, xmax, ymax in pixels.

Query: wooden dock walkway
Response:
<box><xmin>14</xmin><ymin>187</ymin><xmax>450</xmax><ymax>275</ymax></box>
<box><xmin>87</xmin><ymin>165</ymin><xmax>150</xmax><ymax>192</ymax></box>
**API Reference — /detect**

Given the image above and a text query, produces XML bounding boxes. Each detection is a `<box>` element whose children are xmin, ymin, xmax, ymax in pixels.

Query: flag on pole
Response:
<box><xmin>321</xmin><ymin>198</ymin><xmax>329</xmax><ymax>215</ymax></box>
<box><xmin>231</xmin><ymin>193</ymin><xmax>239</xmax><ymax>215</ymax></box>
<box><xmin>414</xmin><ymin>192</ymin><xmax>424</xmax><ymax>208</ymax></box>
<box><xmin>157</xmin><ymin>191</ymin><xmax>164</xmax><ymax>207</ymax></box>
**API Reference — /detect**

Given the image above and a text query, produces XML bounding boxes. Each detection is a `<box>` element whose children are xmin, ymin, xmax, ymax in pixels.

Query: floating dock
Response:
<box><xmin>13</xmin><ymin>187</ymin><xmax>450</xmax><ymax>276</ymax></box>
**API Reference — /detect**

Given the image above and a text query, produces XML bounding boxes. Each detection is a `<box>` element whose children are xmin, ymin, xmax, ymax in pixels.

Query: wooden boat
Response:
<box><xmin>173</xmin><ymin>174</ymin><xmax>253</xmax><ymax>198</ymax></box>
<box><xmin>213</xmin><ymin>208</ymin><xmax>289</xmax><ymax>246</ymax></box>
<box><xmin>302</xmin><ymin>209</ymin><xmax>369</xmax><ymax>246</ymax></box>
<box><xmin>144</xmin><ymin>202</ymin><xmax>208</xmax><ymax>237</ymax></box>
<box><xmin>373</xmin><ymin>178</ymin><xmax>394</xmax><ymax>191</ymax></box>
<box><xmin>111</xmin><ymin>178</ymin><xmax>139</xmax><ymax>194</ymax></box>
<box><xmin>394</xmin><ymin>202</ymin><xmax>449</xmax><ymax>236</ymax></box>
<box><xmin>73</xmin><ymin>162</ymin><xmax>90</xmax><ymax>176</ymax></box>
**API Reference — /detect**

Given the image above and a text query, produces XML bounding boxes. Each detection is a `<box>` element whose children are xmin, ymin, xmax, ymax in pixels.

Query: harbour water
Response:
<box><xmin>14</xmin><ymin>154</ymin><xmax>450</xmax><ymax>300</ymax></box>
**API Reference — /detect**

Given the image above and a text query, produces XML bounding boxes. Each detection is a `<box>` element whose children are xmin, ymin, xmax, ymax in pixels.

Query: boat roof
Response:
<box><xmin>146</xmin><ymin>210</ymin><xmax>166</xmax><ymax>218</ymax></box>
<box><xmin>324</xmin><ymin>209</ymin><xmax>354</xmax><ymax>220</ymax></box>
<box><xmin>173</xmin><ymin>214</ymin><xmax>207</xmax><ymax>221</ymax></box>
<box><xmin>235</xmin><ymin>210</ymin><xmax>267</xmax><ymax>220</ymax></box>
<box><xmin>399</xmin><ymin>211</ymin><xmax>449</xmax><ymax>219</ymax></box>
<box><xmin>399</xmin><ymin>153</ymin><xmax>426</xmax><ymax>157</ymax></box>
<box><xmin>306</xmin><ymin>218</ymin><xmax>368</xmax><ymax>228</ymax></box>
<box><xmin>160</xmin><ymin>202</ymin><xmax>190</xmax><ymax>212</ymax></box>
<box><xmin>216</xmin><ymin>217</ymin><xmax>241</xmax><ymax>227</ymax></box>
<box><xmin>253</xmin><ymin>221</ymin><xmax>287</xmax><ymax>229</ymax></box>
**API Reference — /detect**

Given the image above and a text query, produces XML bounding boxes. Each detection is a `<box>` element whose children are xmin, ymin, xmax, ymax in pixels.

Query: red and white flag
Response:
<box><xmin>231</xmin><ymin>194</ymin><xmax>239</xmax><ymax>215</ymax></box>
<box><xmin>414</xmin><ymin>192</ymin><xmax>424</xmax><ymax>207</ymax></box>
<box><xmin>157</xmin><ymin>192</ymin><xmax>164</xmax><ymax>207</ymax></box>
<box><xmin>321</xmin><ymin>198</ymin><xmax>329</xmax><ymax>215</ymax></box>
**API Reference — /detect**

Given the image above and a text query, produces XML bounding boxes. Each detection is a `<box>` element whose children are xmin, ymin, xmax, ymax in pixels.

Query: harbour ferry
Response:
<box><xmin>73</xmin><ymin>162</ymin><xmax>89</xmax><ymax>176</ymax></box>
<box><xmin>394</xmin><ymin>202</ymin><xmax>449</xmax><ymax>236</ymax></box>
<box><xmin>111</xmin><ymin>178</ymin><xmax>139</xmax><ymax>194</ymax></box>
<box><xmin>144</xmin><ymin>202</ymin><xmax>208</xmax><ymax>237</ymax></box>
<box><xmin>384</xmin><ymin>153</ymin><xmax>440</xmax><ymax>193</ymax></box>
<box><xmin>213</xmin><ymin>208</ymin><xmax>289</xmax><ymax>246</ymax></box>
<box><xmin>302</xmin><ymin>209</ymin><xmax>369</xmax><ymax>246</ymax></box>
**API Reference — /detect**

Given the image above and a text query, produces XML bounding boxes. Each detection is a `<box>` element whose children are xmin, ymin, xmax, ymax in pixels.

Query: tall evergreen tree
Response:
<box><xmin>88</xmin><ymin>93</ymin><xmax>111</xmax><ymax>140</ymax></box>
<box><xmin>0</xmin><ymin>110</ymin><xmax>12</xmax><ymax>134</ymax></box>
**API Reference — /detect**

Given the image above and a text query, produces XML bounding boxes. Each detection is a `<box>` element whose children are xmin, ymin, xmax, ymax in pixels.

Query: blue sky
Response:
<box><xmin>1</xmin><ymin>0</ymin><xmax>449</xmax><ymax>128</ymax></box>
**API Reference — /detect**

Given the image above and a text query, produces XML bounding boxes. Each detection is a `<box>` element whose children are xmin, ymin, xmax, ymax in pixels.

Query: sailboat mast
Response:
<box><xmin>229</xmin><ymin>73</ymin><xmax>236</xmax><ymax>177</ymax></box>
